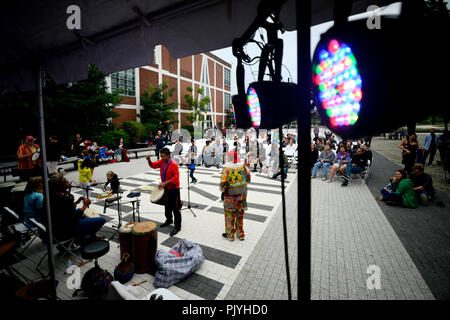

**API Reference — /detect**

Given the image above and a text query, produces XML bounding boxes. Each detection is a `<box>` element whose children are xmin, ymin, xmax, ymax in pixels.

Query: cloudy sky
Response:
<box><xmin>211</xmin><ymin>2</ymin><xmax>402</xmax><ymax>95</ymax></box>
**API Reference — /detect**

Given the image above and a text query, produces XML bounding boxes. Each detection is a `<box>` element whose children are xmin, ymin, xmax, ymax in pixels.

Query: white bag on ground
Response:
<box><xmin>153</xmin><ymin>239</ymin><xmax>204</xmax><ymax>288</ymax></box>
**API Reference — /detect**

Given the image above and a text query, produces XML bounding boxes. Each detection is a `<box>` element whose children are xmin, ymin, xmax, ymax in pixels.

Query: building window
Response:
<box><xmin>224</xmin><ymin>68</ymin><xmax>231</xmax><ymax>87</ymax></box>
<box><xmin>224</xmin><ymin>92</ymin><xmax>231</xmax><ymax>112</ymax></box>
<box><xmin>110</xmin><ymin>69</ymin><xmax>135</xmax><ymax>96</ymax></box>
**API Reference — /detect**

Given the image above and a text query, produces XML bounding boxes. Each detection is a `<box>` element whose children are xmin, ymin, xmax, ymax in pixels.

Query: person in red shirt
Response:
<box><xmin>17</xmin><ymin>135</ymin><xmax>42</xmax><ymax>181</ymax></box>
<box><xmin>146</xmin><ymin>147</ymin><xmax>182</xmax><ymax>236</ymax></box>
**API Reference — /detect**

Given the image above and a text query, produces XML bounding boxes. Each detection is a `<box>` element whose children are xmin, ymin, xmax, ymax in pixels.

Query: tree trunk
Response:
<box><xmin>407</xmin><ymin>121</ymin><xmax>416</xmax><ymax>136</ymax></box>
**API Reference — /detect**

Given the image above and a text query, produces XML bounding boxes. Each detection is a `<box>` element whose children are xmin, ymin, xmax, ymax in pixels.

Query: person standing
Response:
<box><xmin>155</xmin><ymin>130</ymin><xmax>165</xmax><ymax>160</ymax></box>
<box><xmin>220</xmin><ymin>150</ymin><xmax>251</xmax><ymax>241</ymax></box>
<box><xmin>423</xmin><ymin>128</ymin><xmax>439</xmax><ymax>167</ymax></box>
<box><xmin>398</xmin><ymin>134</ymin><xmax>418</xmax><ymax>173</ymax></box>
<box><xmin>17</xmin><ymin>135</ymin><xmax>42</xmax><ymax>181</ymax></box>
<box><xmin>71</xmin><ymin>133</ymin><xmax>83</xmax><ymax>157</ymax></box>
<box><xmin>46</xmin><ymin>135</ymin><xmax>63</xmax><ymax>175</ymax></box>
<box><xmin>313</xmin><ymin>125</ymin><xmax>320</xmax><ymax>139</ymax></box>
<box><xmin>146</xmin><ymin>148</ymin><xmax>182</xmax><ymax>236</ymax></box>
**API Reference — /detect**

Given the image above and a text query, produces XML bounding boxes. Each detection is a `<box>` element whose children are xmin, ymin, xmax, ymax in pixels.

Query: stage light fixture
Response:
<box><xmin>312</xmin><ymin>16</ymin><xmax>449</xmax><ymax>139</ymax></box>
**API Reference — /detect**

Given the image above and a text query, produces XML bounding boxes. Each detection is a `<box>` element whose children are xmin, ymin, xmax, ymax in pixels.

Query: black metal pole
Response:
<box><xmin>37</xmin><ymin>65</ymin><xmax>57</xmax><ymax>300</ymax></box>
<box><xmin>279</xmin><ymin>126</ymin><xmax>292</xmax><ymax>300</ymax></box>
<box><xmin>297</xmin><ymin>0</ymin><xmax>312</xmax><ymax>300</ymax></box>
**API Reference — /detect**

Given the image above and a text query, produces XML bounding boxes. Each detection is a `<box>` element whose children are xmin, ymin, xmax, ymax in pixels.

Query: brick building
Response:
<box><xmin>106</xmin><ymin>45</ymin><xmax>233</xmax><ymax>132</ymax></box>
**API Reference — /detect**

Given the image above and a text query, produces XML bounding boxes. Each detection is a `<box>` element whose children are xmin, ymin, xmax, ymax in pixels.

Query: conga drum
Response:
<box><xmin>132</xmin><ymin>221</ymin><xmax>158</xmax><ymax>274</ymax></box>
<box><xmin>150</xmin><ymin>187</ymin><xmax>169</xmax><ymax>206</ymax></box>
<box><xmin>119</xmin><ymin>222</ymin><xmax>135</xmax><ymax>262</ymax></box>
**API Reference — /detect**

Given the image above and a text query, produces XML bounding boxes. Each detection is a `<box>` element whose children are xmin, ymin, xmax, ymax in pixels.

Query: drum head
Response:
<box><xmin>150</xmin><ymin>187</ymin><xmax>164</xmax><ymax>203</ymax></box>
<box><xmin>97</xmin><ymin>192</ymin><xmax>113</xmax><ymax>199</ymax></box>
<box><xmin>119</xmin><ymin>222</ymin><xmax>136</xmax><ymax>233</ymax></box>
<box><xmin>31</xmin><ymin>153</ymin><xmax>40</xmax><ymax>161</ymax></box>
<box><xmin>132</xmin><ymin>221</ymin><xmax>157</xmax><ymax>235</ymax></box>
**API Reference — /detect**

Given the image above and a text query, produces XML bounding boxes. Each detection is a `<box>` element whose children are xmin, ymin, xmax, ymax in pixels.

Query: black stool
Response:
<box><xmin>81</xmin><ymin>240</ymin><xmax>110</xmax><ymax>268</ymax></box>
<box><xmin>127</xmin><ymin>191</ymin><xmax>141</xmax><ymax>222</ymax></box>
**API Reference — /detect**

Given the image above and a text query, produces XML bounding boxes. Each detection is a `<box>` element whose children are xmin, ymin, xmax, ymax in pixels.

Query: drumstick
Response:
<box><xmin>77</xmin><ymin>260</ymin><xmax>93</xmax><ymax>267</ymax></box>
<box><xmin>132</xmin><ymin>280</ymin><xmax>147</xmax><ymax>287</ymax></box>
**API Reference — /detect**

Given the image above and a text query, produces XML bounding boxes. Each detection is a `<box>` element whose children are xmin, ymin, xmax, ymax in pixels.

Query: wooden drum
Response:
<box><xmin>131</xmin><ymin>221</ymin><xmax>158</xmax><ymax>274</ymax></box>
<box><xmin>119</xmin><ymin>222</ymin><xmax>135</xmax><ymax>262</ymax></box>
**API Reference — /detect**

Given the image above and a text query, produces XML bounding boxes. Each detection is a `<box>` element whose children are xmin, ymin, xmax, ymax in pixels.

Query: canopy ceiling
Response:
<box><xmin>0</xmin><ymin>0</ymin><xmax>396</xmax><ymax>92</ymax></box>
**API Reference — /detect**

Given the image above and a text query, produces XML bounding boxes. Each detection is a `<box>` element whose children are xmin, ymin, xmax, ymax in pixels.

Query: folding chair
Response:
<box><xmin>4</xmin><ymin>207</ymin><xmax>40</xmax><ymax>256</ymax></box>
<box><xmin>29</xmin><ymin>218</ymin><xmax>82</xmax><ymax>278</ymax></box>
<box><xmin>360</xmin><ymin>159</ymin><xmax>372</xmax><ymax>185</ymax></box>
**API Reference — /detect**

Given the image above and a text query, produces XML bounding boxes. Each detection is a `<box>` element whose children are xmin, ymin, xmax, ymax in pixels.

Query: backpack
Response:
<box><xmin>73</xmin><ymin>266</ymin><xmax>113</xmax><ymax>299</ymax></box>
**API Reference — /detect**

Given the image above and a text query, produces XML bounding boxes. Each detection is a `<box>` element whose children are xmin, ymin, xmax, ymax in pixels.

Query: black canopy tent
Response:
<box><xmin>0</xmin><ymin>0</ymin><xmax>396</xmax><ymax>300</ymax></box>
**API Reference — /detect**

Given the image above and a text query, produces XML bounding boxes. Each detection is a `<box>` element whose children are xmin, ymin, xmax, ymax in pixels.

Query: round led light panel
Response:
<box><xmin>313</xmin><ymin>39</ymin><xmax>362</xmax><ymax>128</ymax></box>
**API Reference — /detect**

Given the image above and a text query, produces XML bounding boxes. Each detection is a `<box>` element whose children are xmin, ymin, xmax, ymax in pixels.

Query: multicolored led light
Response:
<box><xmin>231</xmin><ymin>104</ymin><xmax>236</xmax><ymax>123</ymax></box>
<box><xmin>313</xmin><ymin>39</ymin><xmax>362</xmax><ymax>128</ymax></box>
<box><xmin>247</xmin><ymin>87</ymin><xmax>261</xmax><ymax>128</ymax></box>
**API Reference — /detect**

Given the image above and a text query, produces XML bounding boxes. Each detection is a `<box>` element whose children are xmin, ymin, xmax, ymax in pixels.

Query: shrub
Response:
<box><xmin>100</xmin><ymin>128</ymin><xmax>130</xmax><ymax>149</ymax></box>
<box><xmin>122</xmin><ymin>121</ymin><xmax>146</xmax><ymax>145</ymax></box>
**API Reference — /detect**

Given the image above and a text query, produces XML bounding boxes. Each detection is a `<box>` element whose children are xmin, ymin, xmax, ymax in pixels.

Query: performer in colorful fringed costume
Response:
<box><xmin>220</xmin><ymin>149</ymin><xmax>251</xmax><ymax>241</ymax></box>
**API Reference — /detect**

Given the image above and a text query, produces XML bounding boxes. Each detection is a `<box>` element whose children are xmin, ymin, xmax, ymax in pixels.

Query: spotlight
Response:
<box><xmin>244</xmin><ymin>81</ymin><xmax>299</xmax><ymax>129</ymax></box>
<box><xmin>312</xmin><ymin>16</ymin><xmax>449</xmax><ymax>138</ymax></box>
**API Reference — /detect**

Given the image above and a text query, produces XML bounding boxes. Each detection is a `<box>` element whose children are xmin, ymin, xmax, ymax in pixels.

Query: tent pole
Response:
<box><xmin>297</xmin><ymin>0</ymin><xmax>312</xmax><ymax>300</ymax></box>
<box><xmin>37</xmin><ymin>65</ymin><xmax>58</xmax><ymax>300</ymax></box>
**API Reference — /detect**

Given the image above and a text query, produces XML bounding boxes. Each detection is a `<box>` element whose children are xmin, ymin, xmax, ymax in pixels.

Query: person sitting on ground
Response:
<box><xmin>341</xmin><ymin>148</ymin><xmax>367</xmax><ymax>186</ymax></box>
<box><xmin>377</xmin><ymin>169</ymin><xmax>418</xmax><ymax>208</ymax></box>
<box><xmin>103</xmin><ymin>170</ymin><xmax>120</xmax><ymax>194</ymax></box>
<box><xmin>328</xmin><ymin>146</ymin><xmax>351</xmax><ymax>183</ymax></box>
<box><xmin>312</xmin><ymin>144</ymin><xmax>335</xmax><ymax>181</ymax></box>
<box><xmin>408</xmin><ymin>164</ymin><xmax>435</xmax><ymax>206</ymax></box>
<box><xmin>46</xmin><ymin>173</ymin><xmax>106</xmax><ymax>242</ymax></box>
<box><xmin>23</xmin><ymin>177</ymin><xmax>44</xmax><ymax>228</ymax></box>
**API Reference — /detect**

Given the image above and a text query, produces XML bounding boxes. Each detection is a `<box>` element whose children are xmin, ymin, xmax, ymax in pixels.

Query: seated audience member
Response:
<box><xmin>328</xmin><ymin>146</ymin><xmax>351</xmax><ymax>183</ymax></box>
<box><xmin>272</xmin><ymin>148</ymin><xmax>288</xmax><ymax>180</ymax></box>
<box><xmin>409</xmin><ymin>164</ymin><xmax>435</xmax><ymax>205</ymax></box>
<box><xmin>341</xmin><ymin>148</ymin><xmax>367</xmax><ymax>186</ymax></box>
<box><xmin>352</xmin><ymin>139</ymin><xmax>363</xmax><ymax>155</ymax></box>
<box><xmin>346</xmin><ymin>141</ymin><xmax>353</xmax><ymax>153</ymax></box>
<box><xmin>378</xmin><ymin>169</ymin><xmax>418</xmax><ymax>208</ymax></box>
<box><xmin>23</xmin><ymin>177</ymin><xmax>44</xmax><ymax>228</ymax></box>
<box><xmin>312</xmin><ymin>144</ymin><xmax>336</xmax><ymax>181</ymax></box>
<box><xmin>311</xmin><ymin>143</ymin><xmax>319</xmax><ymax>168</ymax></box>
<box><xmin>362</xmin><ymin>144</ymin><xmax>373</xmax><ymax>163</ymax></box>
<box><xmin>315</xmin><ymin>139</ymin><xmax>325</xmax><ymax>152</ymax></box>
<box><xmin>46</xmin><ymin>173</ymin><xmax>106</xmax><ymax>241</ymax></box>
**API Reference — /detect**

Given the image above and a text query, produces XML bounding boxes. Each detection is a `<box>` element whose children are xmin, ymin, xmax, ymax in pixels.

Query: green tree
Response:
<box><xmin>122</xmin><ymin>120</ymin><xmax>146</xmax><ymax>145</ymax></box>
<box><xmin>43</xmin><ymin>64</ymin><xmax>121</xmax><ymax>140</ymax></box>
<box><xmin>184</xmin><ymin>87</ymin><xmax>211</xmax><ymax>137</ymax></box>
<box><xmin>140</xmin><ymin>80</ymin><xmax>177</xmax><ymax>134</ymax></box>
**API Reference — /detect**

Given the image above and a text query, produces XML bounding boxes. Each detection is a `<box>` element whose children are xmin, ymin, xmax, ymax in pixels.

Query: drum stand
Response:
<box><xmin>181</xmin><ymin>166</ymin><xmax>197</xmax><ymax>217</ymax></box>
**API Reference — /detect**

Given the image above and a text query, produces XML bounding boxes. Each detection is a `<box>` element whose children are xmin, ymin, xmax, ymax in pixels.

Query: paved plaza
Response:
<box><xmin>5</xmin><ymin>133</ymin><xmax>450</xmax><ymax>300</ymax></box>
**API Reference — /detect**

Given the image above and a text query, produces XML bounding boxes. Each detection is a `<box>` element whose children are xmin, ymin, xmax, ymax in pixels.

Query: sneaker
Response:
<box><xmin>222</xmin><ymin>233</ymin><xmax>234</xmax><ymax>241</ymax></box>
<box><xmin>341</xmin><ymin>181</ymin><xmax>348</xmax><ymax>187</ymax></box>
<box><xmin>237</xmin><ymin>237</ymin><xmax>245</xmax><ymax>241</ymax></box>
<box><xmin>159</xmin><ymin>221</ymin><xmax>173</xmax><ymax>228</ymax></box>
<box><xmin>170</xmin><ymin>228</ymin><xmax>181</xmax><ymax>237</ymax></box>
<box><xmin>327</xmin><ymin>179</ymin><xmax>332</xmax><ymax>183</ymax></box>
<box><xmin>341</xmin><ymin>175</ymin><xmax>350</xmax><ymax>181</ymax></box>
<box><xmin>322</xmin><ymin>177</ymin><xmax>327</xmax><ymax>181</ymax></box>
<box><xmin>420</xmin><ymin>193</ymin><xmax>429</xmax><ymax>206</ymax></box>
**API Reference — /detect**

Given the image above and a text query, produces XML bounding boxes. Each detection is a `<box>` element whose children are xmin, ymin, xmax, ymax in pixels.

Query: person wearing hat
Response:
<box><xmin>220</xmin><ymin>150</ymin><xmax>251</xmax><ymax>241</ymax></box>
<box><xmin>17</xmin><ymin>135</ymin><xmax>42</xmax><ymax>181</ymax></box>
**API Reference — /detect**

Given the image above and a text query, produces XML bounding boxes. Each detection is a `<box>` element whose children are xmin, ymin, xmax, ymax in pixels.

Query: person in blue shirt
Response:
<box><xmin>423</xmin><ymin>128</ymin><xmax>439</xmax><ymax>166</ymax></box>
<box><xmin>23</xmin><ymin>177</ymin><xmax>44</xmax><ymax>228</ymax></box>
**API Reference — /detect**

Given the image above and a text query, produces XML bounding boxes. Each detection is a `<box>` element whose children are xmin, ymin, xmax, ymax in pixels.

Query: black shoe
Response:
<box><xmin>170</xmin><ymin>228</ymin><xmax>180</xmax><ymax>237</ymax></box>
<box><xmin>341</xmin><ymin>182</ymin><xmax>348</xmax><ymax>187</ymax></box>
<box><xmin>160</xmin><ymin>221</ymin><xmax>173</xmax><ymax>228</ymax></box>
<box><xmin>341</xmin><ymin>175</ymin><xmax>350</xmax><ymax>181</ymax></box>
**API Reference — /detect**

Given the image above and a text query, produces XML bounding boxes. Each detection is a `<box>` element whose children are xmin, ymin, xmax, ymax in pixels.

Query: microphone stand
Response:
<box><xmin>180</xmin><ymin>164</ymin><xmax>197</xmax><ymax>217</ymax></box>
